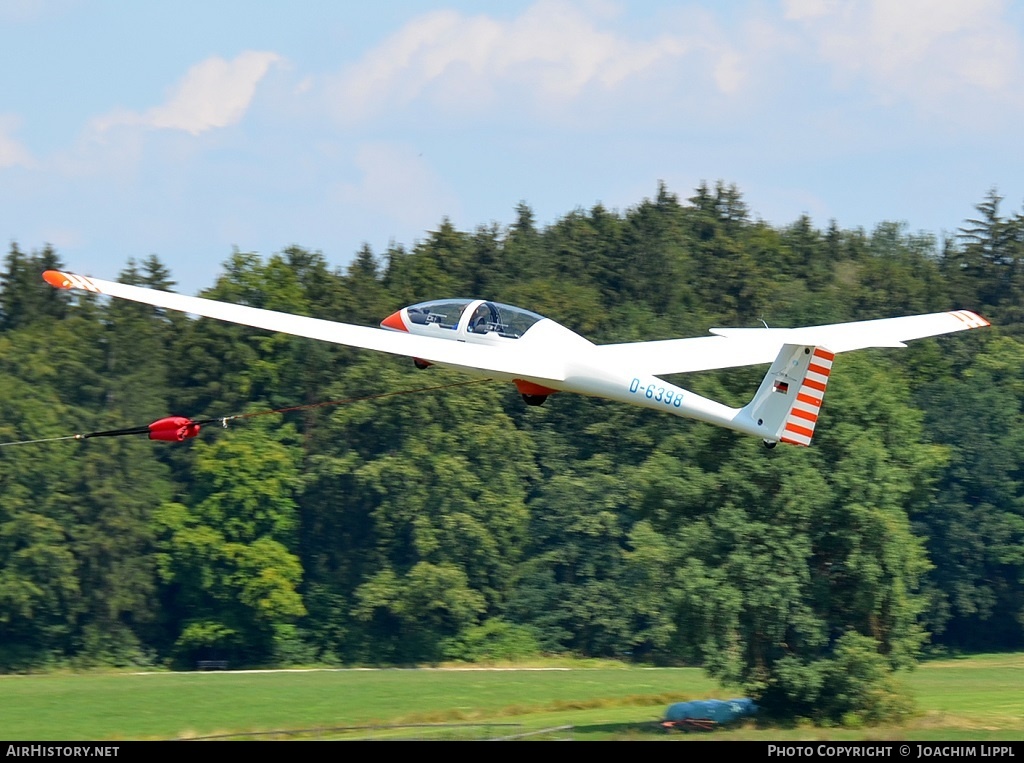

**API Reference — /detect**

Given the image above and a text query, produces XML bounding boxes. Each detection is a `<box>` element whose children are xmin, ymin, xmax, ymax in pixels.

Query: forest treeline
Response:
<box><xmin>1</xmin><ymin>182</ymin><xmax>1022</xmax><ymax>722</ymax></box>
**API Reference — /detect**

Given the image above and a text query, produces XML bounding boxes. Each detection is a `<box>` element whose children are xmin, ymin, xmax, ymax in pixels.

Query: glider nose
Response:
<box><xmin>380</xmin><ymin>309</ymin><xmax>408</xmax><ymax>332</ymax></box>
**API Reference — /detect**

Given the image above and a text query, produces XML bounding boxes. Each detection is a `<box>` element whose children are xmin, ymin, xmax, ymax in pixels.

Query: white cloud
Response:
<box><xmin>93</xmin><ymin>51</ymin><xmax>282</xmax><ymax>136</ymax></box>
<box><xmin>782</xmin><ymin>0</ymin><xmax>835</xmax><ymax>21</ymax></box>
<box><xmin>788</xmin><ymin>0</ymin><xmax>1023</xmax><ymax>107</ymax></box>
<box><xmin>0</xmin><ymin>115</ymin><xmax>33</xmax><ymax>168</ymax></box>
<box><xmin>329</xmin><ymin>0</ymin><xmax>743</xmax><ymax>123</ymax></box>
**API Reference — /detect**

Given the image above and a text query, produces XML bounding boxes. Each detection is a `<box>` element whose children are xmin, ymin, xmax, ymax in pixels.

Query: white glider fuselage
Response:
<box><xmin>383</xmin><ymin>298</ymin><xmax>765</xmax><ymax>440</ymax></box>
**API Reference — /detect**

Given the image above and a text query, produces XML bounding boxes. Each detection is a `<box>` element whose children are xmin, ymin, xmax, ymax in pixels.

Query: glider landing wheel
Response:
<box><xmin>413</xmin><ymin>358</ymin><xmax>431</xmax><ymax>370</ymax></box>
<box><xmin>762</xmin><ymin>439</ymin><xmax>778</xmax><ymax>449</ymax></box>
<box><xmin>522</xmin><ymin>393</ymin><xmax>548</xmax><ymax>407</ymax></box>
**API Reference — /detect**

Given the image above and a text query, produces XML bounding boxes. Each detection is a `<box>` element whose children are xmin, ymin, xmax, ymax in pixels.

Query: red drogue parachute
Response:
<box><xmin>147</xmin><ymin>416</ymin><xmax>201</xmax><ymax>442</ymax></box>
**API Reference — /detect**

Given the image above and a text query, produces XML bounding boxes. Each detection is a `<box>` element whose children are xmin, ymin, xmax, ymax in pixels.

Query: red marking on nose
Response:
<box><xmin>381</xmin><ymin>310</ymin><xmax>408</xmax><ymax>332</ymax></box>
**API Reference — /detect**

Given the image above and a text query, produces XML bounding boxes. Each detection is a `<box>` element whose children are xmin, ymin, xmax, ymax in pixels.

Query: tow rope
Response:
<box><xmin>0</xmin><ymin>378</ymin><xmax>490</xmax><ymax>447</ymax></box>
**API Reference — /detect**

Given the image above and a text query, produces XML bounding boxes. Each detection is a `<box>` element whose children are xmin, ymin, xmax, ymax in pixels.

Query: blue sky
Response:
<box><xmin>2</xmin><ymin>0</ymin><xmax>1023</xmax><ymax>294</ymax></box>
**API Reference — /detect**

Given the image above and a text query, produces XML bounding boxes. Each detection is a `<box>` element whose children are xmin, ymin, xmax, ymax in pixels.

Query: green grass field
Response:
<box><xmin>0</xmin><ymin>654</ymin><xmax>1021</xmax><ymax>741</ymax></box>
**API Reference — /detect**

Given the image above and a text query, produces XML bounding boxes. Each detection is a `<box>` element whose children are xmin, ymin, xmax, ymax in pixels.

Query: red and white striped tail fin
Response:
<box><xmin>742</xmin><ymin>344</ymin><xmax>836</xmax><ymax>447</ymax></box>
<box><xmin>779</xmin><ymin>348</ymin><xmax>834</xmax><ymax>446</ymax></box>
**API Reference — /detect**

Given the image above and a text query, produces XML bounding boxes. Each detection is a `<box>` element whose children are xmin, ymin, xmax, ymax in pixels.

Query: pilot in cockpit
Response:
<box><xmin>470</xmin><ymin>302</ymin><xmax>497</xmax><ymax>333</ymax></box>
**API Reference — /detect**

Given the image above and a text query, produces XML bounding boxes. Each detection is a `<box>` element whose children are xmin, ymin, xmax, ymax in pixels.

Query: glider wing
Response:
<box><xmin>594</xmin><ymin>311</ymin><xmax>989</xmax><ymax>376</ymax></box>
<box><xmin>42</xmin><ymin>271</ymin><xmax>566</xmax><ymax>383</ymax></box>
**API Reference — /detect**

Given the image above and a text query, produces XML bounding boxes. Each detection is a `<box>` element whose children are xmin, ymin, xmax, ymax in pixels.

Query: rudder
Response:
<box><xmin>742</xmin><ymin>344</ymin><xmax>835</xmax><ymax>446</ymax></box>
<box><xmin>779</xmin><ymin>347</ymin><xmax>833</xmax><ymax>445</ymax></box>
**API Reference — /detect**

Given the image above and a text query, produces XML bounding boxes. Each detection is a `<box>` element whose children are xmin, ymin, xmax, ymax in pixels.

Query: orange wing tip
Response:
<box><xmin>949</xmin><ymin>310</ymin><xmax>990</xmax><ymax>328</ymax></box>
<box><xmin>42</xmin><ymin>270</ymin><xmax>101</xmax><ymax>293</ymax></box>
<box><xmin>42</xmin><ymin>270</ymin><xmax>73</xmax><ymax>289</ymax></box>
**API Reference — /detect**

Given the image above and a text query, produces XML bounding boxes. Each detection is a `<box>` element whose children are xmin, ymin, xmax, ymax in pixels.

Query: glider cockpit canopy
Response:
<box><xmin>385</xmin><ymin>299</ymin><xmax>546</xmax><ymax>339</ymax></box>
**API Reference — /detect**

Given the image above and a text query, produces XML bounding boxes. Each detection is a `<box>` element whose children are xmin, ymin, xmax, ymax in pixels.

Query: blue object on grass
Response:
<box><xmin>664</xmin><ymin>698</ymin><xmax>757</xmax><ymax>725</ymax></box>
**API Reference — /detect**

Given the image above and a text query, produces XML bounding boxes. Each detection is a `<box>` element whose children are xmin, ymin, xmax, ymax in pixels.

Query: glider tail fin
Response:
<box><xmin>742</xmin><ymin>344</ymin><xmax>835</xmax><ymax>446</ymax></box>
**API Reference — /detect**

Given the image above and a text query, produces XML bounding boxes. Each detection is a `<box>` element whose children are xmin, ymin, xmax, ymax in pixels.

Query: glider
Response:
<box><xmin>42</xmin><ymin>270</ymin><xmax>990</xmax><ymax>448</ymax></box>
